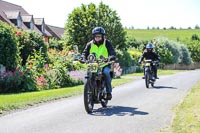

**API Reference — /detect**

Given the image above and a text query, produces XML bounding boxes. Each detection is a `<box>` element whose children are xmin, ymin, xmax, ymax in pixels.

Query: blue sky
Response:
<box><xmin>4</xmin><ymin>0</ymin><xmax>200</xmax><ymax>29</ymax></box>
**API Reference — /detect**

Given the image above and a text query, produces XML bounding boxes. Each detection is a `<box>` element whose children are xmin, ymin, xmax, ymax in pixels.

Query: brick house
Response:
<box><xmin>0</xmin><ymin>0</ymin><xmax>64</xmax><ymax>42</ymax></box>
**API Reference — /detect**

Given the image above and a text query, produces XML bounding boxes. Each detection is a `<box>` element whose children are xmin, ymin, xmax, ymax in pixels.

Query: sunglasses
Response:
<box><xmin>95</xmin><ymin>35</ymin><xmax>102</xmax><ymax>38</ymax></box>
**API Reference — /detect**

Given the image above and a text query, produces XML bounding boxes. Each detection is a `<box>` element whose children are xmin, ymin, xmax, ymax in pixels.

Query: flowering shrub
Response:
<box><xmin>47</xmin><ymin>49</ymin><xmax>84</xmax><ymax>88</ymax></box>
<box><xmin>25</xmin><ymin>48</ymin><xmax>49</xmax><ymax>90</ymax></box>
<box><xmin>0</xmin><ymin>68</ymin><xmax>23</xmax><ymax>93</ymax></box>
<box><xmin>68</xmin><ymin>70</ymin><xmax>85</xmax><ymax>82</ymax></box>
<box><xmin>20</xmin><ymin>66</ymin><xmax>37</xmax><ymax>92</ymax></box>
<box><xmin>36</xmin><ymin>74</ymin><xmax>49</xmax><ymax>90</ymax></box>
<box><xmin>128</xmin><ymin>48</ymin><xmax>142</xmax><ymax>65</ymax></box>
<box><xmin>16</xmin><ymin>30</ymin><xmax>48</xmax><ymax>66</ymax></box>
<box><xmin>0</xmin><ymin>65</ymin><xmax>37</xmax><ymax>93</ymax></box>
<box><xmin>48</xmin><ymin>37</ymin><xmax>63</xmax><ymax>51</ymax></box>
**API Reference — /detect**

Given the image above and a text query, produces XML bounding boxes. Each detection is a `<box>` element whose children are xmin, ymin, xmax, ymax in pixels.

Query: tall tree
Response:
<box><xmin>194</xmin><ymin>24</ymin><xmax>200</xmax><ymax>29</ymax></box>
<box><xmin>63</xmin><ymin>2</ymin><xmax>127</xmax><ymax>52</ymax></box>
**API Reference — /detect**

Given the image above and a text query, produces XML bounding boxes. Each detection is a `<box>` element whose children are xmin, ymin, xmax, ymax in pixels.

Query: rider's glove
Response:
<box><xmin>108</xmin><ymin>56</ymin><xmax>116</xmax><ymax>61</ymax></box>
<box><xmin>79</xmin><ymin>57</ymin><xmax>86</xmax><ymax>63</ymax></box>
<box><xmin>156</xmin><ymin>60</ymin><xmax>160</xmax><ymax>66</ymax></box>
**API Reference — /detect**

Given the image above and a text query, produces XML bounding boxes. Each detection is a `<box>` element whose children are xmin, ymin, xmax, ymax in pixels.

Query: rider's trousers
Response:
<box><xmin>103</xmin><ymin>66</ymin><xmax>112</xmax><ymax>93</ymax></box>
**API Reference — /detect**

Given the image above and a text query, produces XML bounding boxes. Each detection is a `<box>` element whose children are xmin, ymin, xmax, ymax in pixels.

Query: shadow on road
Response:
<box><xmin>91</xmin><ymin>106</ymin><xmax>149</xmax><ymax>116</ymax></box>
<box><xmin>152</xmin><ymin>86</ymin><xmax>177</xmax><ymax>89</ymax></box>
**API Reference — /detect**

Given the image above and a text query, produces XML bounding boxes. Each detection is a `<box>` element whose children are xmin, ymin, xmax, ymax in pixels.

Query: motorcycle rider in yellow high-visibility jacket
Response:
<box><xmin>80</xmin><ymin>27</ymin><xmax>116</xmax><ymax>100</ymax></box>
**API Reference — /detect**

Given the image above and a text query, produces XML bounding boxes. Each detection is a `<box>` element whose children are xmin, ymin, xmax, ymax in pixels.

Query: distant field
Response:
<box><xmin>126</xmin><ymin>29</ymin><xmax>200</xmax><ymax>41</ymax></box>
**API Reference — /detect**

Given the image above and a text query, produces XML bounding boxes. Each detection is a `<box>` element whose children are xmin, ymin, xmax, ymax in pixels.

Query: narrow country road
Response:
<box><xmin>0</xmin><ymin>70</ymin><xmax>200</xmax><ymax>133</ymax></box>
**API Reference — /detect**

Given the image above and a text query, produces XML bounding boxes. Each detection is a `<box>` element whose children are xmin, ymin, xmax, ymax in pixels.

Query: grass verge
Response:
<box><xmin>170</xmin><ymin>81</ymin><xmax>200</xmax><ymax>132</ymax></box>
<box><xmin>125</xmin><ymin>69</ymin><xmax>185</xmax><ymax>77</ymax></box>
<box><xmin>0</xmin><ymin>77</ymin><xmax>133</xmax><ymax>114</ymax></box>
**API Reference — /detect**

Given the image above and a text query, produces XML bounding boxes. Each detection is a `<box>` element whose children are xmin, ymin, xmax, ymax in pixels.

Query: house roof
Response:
<box><xmin>32</xmin><ymin>26</ymin><xmax>43</xmax><ymax>35</ymax></box>
<box><xmin>21</xmin><ymin>15</ymin><xmax>33</xmax><ymax>22</ymax></box>
<box><xmin>34</xmin><ymin>18</ymin><xmax>44</xmax><ymax>25</ymax></box>
<box><xmin>0</xmin><ymin>0</ymin><xmax>63</xmax><ymax>39</ymax></box>
<box><xmin>46</xmin><ymin>25</ymin><xmax>64</xmax><ymax>39</ymax></box>
<box><xmin>34</xmin><ymin>18</ymin><xmax>52</xmax><ymax>37</ymax></box>
<box><xmin>0</xmin><ymin>10</ymin><xmax>11</xmax><ymax>24</ymax></box>
<box><xmin>0</xmin><ymin>0</ymin><xmax>29</xmax><ymax>15</ymax></box>
<box><xmin>4</xmin><ymin>10</ymin><xmax>20</xmax><ymax>19</ymax></box>
<box><xmin>21</xmin><ymin>22</ymin><xmax>29</xmax><ymax>30</ymax></box>
<box><xmin>43</xmin><ymin>30</ymin><xmax>52</xmax><ymax>37</ymax></box>
<box><xmin>0</xmin><ymin>0</ymin><xmax>30</xmax><ymax>25</ymax></box>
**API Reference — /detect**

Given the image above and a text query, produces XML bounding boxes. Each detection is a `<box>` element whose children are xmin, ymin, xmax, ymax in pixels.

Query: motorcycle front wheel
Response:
<box><xmin>145</xmin><ymin>72</ymin><xmax>150</xmax><ymax>88</ymax></box>
<box><xmin>100</xmin><ymin>90</ymin><xmax>108</xmax><ymax>107</ymax></box>
<box><xmin>100</xmin><ymin>81</ymin><xmax>108</xmax><ymax>107</ymax></box>
<box><xmin>84</xmin><ymin>79</ymin><xmax>94</xmax><ymax>113</ymax></box>
<box><xmin>151</xmin><ymin>82</ymin><xmax>154</xmax><ymax>87</ymax></box>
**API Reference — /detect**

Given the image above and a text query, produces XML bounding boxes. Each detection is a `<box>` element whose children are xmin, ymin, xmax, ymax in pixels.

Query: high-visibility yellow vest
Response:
<box><xmin>89</xmin><ymin>40</ymin><xmax>108</xmax><ymax>59</ymax></box>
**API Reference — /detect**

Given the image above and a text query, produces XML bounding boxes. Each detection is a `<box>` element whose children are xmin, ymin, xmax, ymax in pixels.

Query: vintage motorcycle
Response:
<box><xmin>143</xmin><ymin>59</ymin><xmax>158</xmax><ymax>88</ymax></box>
<box><xmin>80</xmin><ymin>54</ymin><xmax>114</xmax><ymax>113</ymax></box>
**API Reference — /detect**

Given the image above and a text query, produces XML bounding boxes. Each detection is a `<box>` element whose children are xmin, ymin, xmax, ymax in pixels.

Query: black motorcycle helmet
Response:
<box><xmin>92</xmin><ymin>27</ymin><xmax>105</xmax><ymax>44</ymax></box>
<box><xmin>146</xmin><ymin>43</ymin><xmax>154</xmax><ymax>52</ymax></box>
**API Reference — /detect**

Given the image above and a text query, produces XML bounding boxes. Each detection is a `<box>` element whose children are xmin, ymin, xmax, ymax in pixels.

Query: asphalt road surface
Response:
<box><xmin>1</xmin><ymin>70</ymin><xmax>200</xmax><ymax>133</ymax></box>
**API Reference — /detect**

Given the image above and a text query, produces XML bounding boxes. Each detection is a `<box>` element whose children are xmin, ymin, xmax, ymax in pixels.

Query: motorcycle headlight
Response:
<box><xmin>88</xmin><ymin>63</ymin><xmax>98</xmax><ymax>72</ymax></box>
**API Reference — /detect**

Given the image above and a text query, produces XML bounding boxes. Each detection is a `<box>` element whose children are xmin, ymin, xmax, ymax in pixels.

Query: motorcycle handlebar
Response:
<box><xmin>79</xmin><ymin>58</ymin><xmax>114</xmax><ymax>64</ymax></box>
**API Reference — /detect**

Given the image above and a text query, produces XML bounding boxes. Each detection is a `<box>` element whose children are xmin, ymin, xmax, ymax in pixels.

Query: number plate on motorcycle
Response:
<box><xmin>145</xmin><ymin>63</ymin><xmax>151</xmax><ymax>66</ymax></box>
<box><xmin>87</xmin><ymin>63</ymin><xmax>98</xmax><ymax>72</ymax></box>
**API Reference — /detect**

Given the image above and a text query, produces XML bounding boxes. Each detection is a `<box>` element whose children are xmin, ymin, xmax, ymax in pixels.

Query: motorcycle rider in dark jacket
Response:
<box><xmin>80</xmin><ymin>27</ymin><xmax>116</xmax><ymax>100</ymax></box>
<box><xmin>138</xmin><ymin>43</ymin><xmax>160</xmax><ymax>79</ymax></box>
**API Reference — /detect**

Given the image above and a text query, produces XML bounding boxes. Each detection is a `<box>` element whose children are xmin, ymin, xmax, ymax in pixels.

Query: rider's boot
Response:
<box><xmin>151</xmin><ymin>77</ymin><xmax>155</xmax><ymax>81</ymax></box>
<box><xmin>106</xmin><ymin>93</ymin><xmax>112</xmax><ymax>100</ymax></box>
<box><xmin>155</xmin><ymin>74</ymin><xmax>159</xmax><ymax>79</ymax></box>
<box><xmin>155</xmin><ymin>71</ymin><xmax>159</xmax><ymax>79</ymax></box>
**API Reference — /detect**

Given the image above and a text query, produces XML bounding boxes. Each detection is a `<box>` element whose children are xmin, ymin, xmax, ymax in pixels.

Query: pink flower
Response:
<box><xmin>19</xmin><ymin>72</ymin><xmax>23</xmax><ymax>77</ymax></box>
<box><xmin>36</xmin><ymin>75</ymin><xmax>48</xmax><ymax>87</ymax></box>
<box><xmin>16</xmin><ymin>31</ymin><xmax>22</xmax><ymax>36</ymax></box>
<box><xmin>45</xmin><ymin>64</ymin><xmax>49</xmax><ymax>72</ymax></box>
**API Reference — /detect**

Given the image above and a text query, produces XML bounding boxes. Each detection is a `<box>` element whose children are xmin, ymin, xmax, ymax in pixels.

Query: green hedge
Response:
<box><xmin>0</xmin><ymin>21</ymin><xmax>19</xmax><ymax>70</ymax></box>
<box><xmin>183</xmin><ymin>40</ymin><xmax>200</xmax><ymax>62</ymax></box>
<box><xmin>155</xmin><ymin>37</ymin><xmax>192</xmax><ymax>65</ymax></box>
<box><xmin>116</xmin><ymin>49</ymin><xmax>134</xmax><ymax>74</ymax></box>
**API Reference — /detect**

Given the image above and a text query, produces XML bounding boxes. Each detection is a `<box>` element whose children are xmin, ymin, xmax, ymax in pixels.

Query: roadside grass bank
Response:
<box><xmin>161</xmin><ymin>80</ymin><xmax>200</xmax><ymax>132</ymax></box>
<box><xmin>170</xmin><ymin>81</ymin><xmax>200</xmax><ymax>132</ymax></box>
